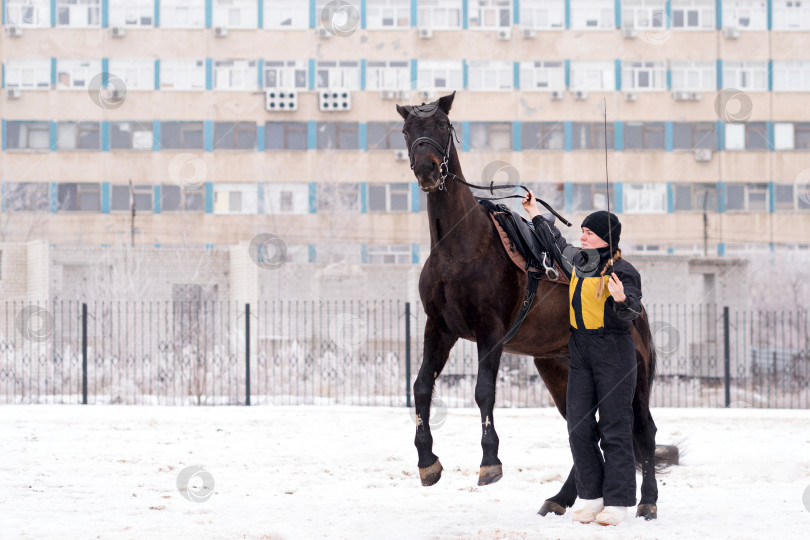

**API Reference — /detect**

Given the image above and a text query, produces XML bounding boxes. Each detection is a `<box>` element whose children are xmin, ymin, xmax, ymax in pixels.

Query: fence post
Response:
<box><xmin>245</xmin><ymin>303</ymin><xmax>251</xmax><ymax>406</ymax></box>
<box><xmin>405</xmin><ymin>302</ymin><xmax>411</xmax><ymax>408</ymax></box>
<box><xmin>82</xmin><ymin>303</ymin><xmax>88</xmax><ymax>405</ymax></box>
<box><xmin>723</xmin><ymin>305</ymin><xmax>730</xmax><ymax>408</ymax></box>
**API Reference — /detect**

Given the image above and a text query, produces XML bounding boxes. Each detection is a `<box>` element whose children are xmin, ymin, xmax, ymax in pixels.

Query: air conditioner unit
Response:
<box><xmin>266</xmin><ymin>89</ymin><xmax>298</xmax><ymax>112</ymax></box>
<box><xmin>723</xmin><ymin>26</ymin><xmax>739</xmax><ymax>39</ymax></box>
<box><xmin>689</xmin><ymin>91</ymin><xmax>702</xmax><ymax>101</ymax></box>
<box><xmin>316</xmin><ymin>27</ymin><xmax>332</xmax><ymax>39</ymax></box>
<box><xmin>214</xmin><ymin>26</ymin><xmax>228</xmax><ymax>37</ymax></box>
<box><xmin>497</xmin><ymin>29</ymin><xmax>512</xmax><ymax>41</ymax></box>
<box><xmin>695</xmin><ymin>149</ymin><xmax>712</xmax><ymax>162</ymax></box>
<box><xmin>380</xmin><ymin>90</ymin><xmax>397</xmax><ymax>100</ymax></box>
<box><xmin>418</xmin><ymin>28</ymin><xmax>433</xmax><ymax>39</ymax></box>
<box><xmin>396</xmin><ymin>90</ymin><xmax>410</xmax><ymax>99</ymax></box>
<box><xmin>319</xmin><ymin>90</ymin><xmax>352</xmax><ymax>111</ymax></box>
<box><xmin>6</xmin><ymin>88</ymin><xmax>22</xmax><ymax>99</ymax></box>
<box><xmin>394</xmin><ymin>149</ymin><xmax>408</xmax><ymax>161</ymax></box>
<box><xmin>621</xmin><ymin>26</ymin><xmax>637</xmax><ymax>39</ymax></box>
<box><xmin>624</xmin><ymin>91</ymin><xmax>638</xmax><ymax>102</ymax></box>
<box><xmin>672</xmin><ymin>90</ymin><xmax>691</xmax><ymax>101</ymax></box>
<box><xmin>522</xmin><ymin>28</ymin><xmax>536</xmax><ymax>39</ymax></box>
<box><xmin>106</xmin><ymin>86</ymin><xmax>125</xmax><ymax>99</ymax></box>
<box><xmin>419</xmin><ymin>89</ymin><xmax>436</xmax><ymax>100</ymax></box>
<box><xmin>110</xmin><ymin>26</ymin><xmax>125</xmax><ymax>38</ymax></box>
<box><xmin>551</xmin><ymin>90</ymin><xmax>565</xmax><ymax>100</ymax></box>
<box><xmin>5</xmin><ymin>25</ymin><xmax>23</xmax><ymax>37</ymax></box>
<box><xmin>574</xmin><ymin>90</ymin><xmax>588</xmax><ymax>101</ymax></box>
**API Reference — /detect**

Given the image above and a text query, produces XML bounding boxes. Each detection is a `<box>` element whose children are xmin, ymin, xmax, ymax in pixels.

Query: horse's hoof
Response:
<box><xmin>477</xmin><ymin>464</ymin><xmax>503</xmax><ymax>486</ymax></box>
<box><xmin>537</xmin><ymin>500</ymin><xmax>566</xmax><ymax>516</ymax></box>
<box><xmin>419</xmin><ymin>459</ymin><xmax>443</xmax><ymax>486</ymax></box>
<box><xmin>636</xmin><ymin>503</ymin><xmax>657</xmax><ymax>520</ymax></box>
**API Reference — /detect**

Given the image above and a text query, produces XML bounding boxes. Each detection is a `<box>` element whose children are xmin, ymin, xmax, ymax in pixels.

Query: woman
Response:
<box><xmin>522</xmin><ymin>189</ymin><xmax>643</xmax><ymax>526</ymax></box>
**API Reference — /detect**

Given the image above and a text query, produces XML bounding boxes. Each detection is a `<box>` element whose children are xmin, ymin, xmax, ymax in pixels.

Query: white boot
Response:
<box><xmin>570</xmin><ymin>497</ymin><xmax>604</xmax><ymax>523</ymax></box>
<box><xmin>595</xmin><ymin>505</ymin><xmax>628</xmax><ymax>526</ymax></box>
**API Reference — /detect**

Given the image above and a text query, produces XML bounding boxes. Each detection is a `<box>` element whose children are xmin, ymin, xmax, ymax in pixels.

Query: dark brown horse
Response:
<box><xmin>396</xmin><ymin>91</ymin><xmax>666</xmax><ymax>519</ymax></box>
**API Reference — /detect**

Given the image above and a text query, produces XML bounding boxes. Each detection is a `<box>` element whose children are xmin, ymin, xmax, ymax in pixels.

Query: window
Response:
<box><xmin>622</xmin><ymin>61</ymin><xmax>666</xmax><ymax>91</ymax></box>
<box><xmin>365</xmin><ymin>60</ymin><xmax>410</xmax><ymax>90</ymax></box>
<box><xmin>160</xmin><ymin>0</ymin><xmax>205</xmax><ymax>28</ymax></box>
<box><xmin>773</xmin><ymin>61</ymin><xmax>810</xmax><ymax>91</ymax></box>
<box><xmin>722</xmin><ymin>0</ymin><xmax>768</xmax><ymax>30</ymax></box>
<box><xmin>265</xmin><ymin>122</ymin><xmax>308</xmax><ymax>150</ymax></box>
<box><xmin>670</xmin><ymin>61</ymin><xmax>716</xmax><ymax>91</ymax></box>
<box><xmin>468</xmin><ymin>60</ymin><xmax>513</xmax><ymax>91</ymax></box>
<box><xmin>264</xmin><ymin>0</ymin><xmax>308</xmax><ymax>28</ymax></box>
<box><xmin>109</xmin><ymin>0</ymin><xmax>153</xmax><ymax>27</ymax></box>
<box><xmin>368</xmin><ymin>183</ymin><xmax>410</xmax><ymax>212</ymax></box>
<box><xmin>366</xmin><ymin>0</ymin><xmax>410</xmax><ymax>28</ymax></box>
<box><xmin>109</xmin><ymin>59</ymin><xmax>154</xmax><ymax>91</ymax></box>
<box><xmin>671</xmin><ymin>0</ymin><xmax>714</xmax><ymax>29</ymax></box>
<box><xmin>4</xmin><ymin>183</ymin><xmax>50</xmax><ymax>212</ymax></box>
<box><xmin>5</xmin><ymin>0</ymin><xmax>50</xmax><ymax>27</ymax></box>
<box><xmin>110</xmin><ymin>121</ymin><xmax>154</xmax><ymax>150</ymax></box>
<box><xmin>315</xmin><ymin>61</ymin><xmax>361</xmax><ymax>90</ymax></box>
<box><xmin>5</xmin><ymin>121</ymin><xmax>50</xmax><ymax>150</ymax></box>
<box><xmin>263</xmin><ymin>60</ymin><xmax>308</xmax><ymax>89</ymax></box>
<box><xmin>774</xmin><ymin>184</ymin><xmax>796</xmax><ymax>211</ymax></box>
<box><xmin>367</xmin><ymin>122</ymin><xmax>406</xmax><ymax>150</ymax></box>
<box><xmin>213</xmin><ymin>122</ymin><xmax>256</xmax><ymax>150</ymax></box>
<box><xmin>58</xmin><ymin>183</ymin><xmax>101</xmax><ymax>211</ymax></box>
<box><xmin>468</xmin><ymin>0</ymin><xmax>511</xmax><ymax>28</ymax></box>
<box><xmin>673</xmin><ymin>122</ymin><xmax>715</xmax><ymax>149</ymax></box>
<box><xmin>519</xmin><ymin>61</ymin><xmax>565</xmax><ymax>91</ymax></box>
<box><xmin>56</xmin><ymin>0</ymin><xmax>100</xmax><ymax>27</ymax></box>
<box><xmin>161</xmin><ymin>185</ymin><xmax>204</xmax><ymax>212</ymax></box>
<box><xmin>213</xmin><ymin>183</ymin><xmax>258</xmax><ymax>214</ymax></box>
<box><xmin>672</xmin><ymin>183</ymin><xmax>717</xmax><ymax>212</ymax></box>
<box><xmin>773</xmin><ymin>0</ymin><xmax>810</xmax><ymax>30</ymax></box>
<box><xmin>469</xmin><ymin>122</ymin><xmax>512</xmax><ymax>151</ymax></box>
<box><xmin>317</xmin><ymin>122</ymin><xmax>359</xmax><ymax>150</ymax></box>
<box><xmin>316</xmin><ymin>183</ymin><xmax>361</xmax><ymax>213</ymax></box>
<box><xmin>724</xmin><ymin>122</ymin><xmax>767</xmax><ymax>150</ymax></box>
<box><xmin>621</xmin><ymin>0</ymin><xmax>666</xmax><ymax>29</ymax></box>
<box><xmin>417</xmin><ymin>0</ymin><xmax>462</xmax><ymax>29</ymax></box>
<box><xmin>570</xmin><ymin>0</ymin><xmax>614</xmax><ymax>29</ymax></box>
<box><xmin>723</xmin><ymin>61</ymin><xmax>767</xmax><ymax>91</ymax></box>
<box><xmin>214</xmin><ymin>59</ymin><xmax>258</xmax><ymax>91</ymax></box>
<box><xmin>368</xmin><ymin>244</ymin><xmax>411</xmax><ymax>264</ymax></box>
<box><xmin>111</xmin><ymin>184</ymin><xmax>153</xmax><ymax>212</ymax></box>
<box><xmin>623</xmin><ymin>183</ymin><xmax>667</xmax><ymax>213</ymax></box>
<box><xmin>57</xmin><ymin>121</ymin><xmax>100</xmax><ymax>150</ymax></box>
<box><xmin>56</xmin><ymin>59</ymin><xmax>101</xmax><ymax>90</ymax></box>
<box><xmin>569</xmin><ymin>61</ymin><xmax>615</xmax><ymax>91</ymax></box>
<box><xmin>572</xmin><ymin>183</ymin><xmax>614</xmax><ymax>212</ymax></box>
<box><xmin>624</xmin><ymin>122</ymin><xmax>665</xmax><ymax>150</ymax></box>
<box><xmin>212</xmin><ymin>0</ymin><xmax>257</xmax><ymax>28</ymax></box>
<box><xmin>317</xmin><ymin>243</ymin><xmax>363</xmax><ymax>264</ymax></box>
<box><xmin>521</xmin><ymin>122</ymin><xmax>564</xmax><ymax>150</ymax></box>
<box><xmin>160</xmin><ymin>59</ymin><xmax>205</xmax><ymax>90</ymax></box>
<box><xmin>726</xmin><ymin>183</ymin><xmax>768</xmax><ymax>211</ymax></box>
<box><xmin>161</xmin><ymin>122</ymin><xmax>204</xmax><ymax>149</ymax></box>
<box><xmin>264</xmin><ymin>183</ymin><xmax>309</xmax><ymax>214</ymax></box>
<box><xmin>521</xmin><ymin>0</ymin><xmax>564</xmax><ymax>29</ymax></box>
<box><xmin>774</xmin><ymin>122</ymin><xmax>810</xmax><ymax>149</ymax></box>
<box><xmin>571</xmin><ymin>122</ymin><xmax>614</xmax><ymax>150</ymax></box>
<box><xmin>4</xmin><ymin>59</ymin><xmax>50</xmax><ymax>90</ymax></box>
<box><xmin>416</xmin><ymin>60</ymin><xmax>464</xmax><ymax>90</ymax></box>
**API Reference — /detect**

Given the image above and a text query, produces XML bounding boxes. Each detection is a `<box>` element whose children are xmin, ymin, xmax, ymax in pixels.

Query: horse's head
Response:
<box><xmin>396</xmin><ymin>91</ymin><xmax>456</xmax><ymax>193</ymax></box>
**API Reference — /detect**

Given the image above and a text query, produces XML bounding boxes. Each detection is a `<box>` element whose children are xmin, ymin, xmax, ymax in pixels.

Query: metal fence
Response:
<box><xmin>1</xmin><ymin>300</ymin><xmax>808</xmax><ymax>408</ymax></box>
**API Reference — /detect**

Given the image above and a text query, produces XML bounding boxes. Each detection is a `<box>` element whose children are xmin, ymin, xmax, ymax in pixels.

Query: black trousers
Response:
<box><xmin>566</xmin><ymin>329</ymin><xmax>637</xmax><ymax>507</ymax></box>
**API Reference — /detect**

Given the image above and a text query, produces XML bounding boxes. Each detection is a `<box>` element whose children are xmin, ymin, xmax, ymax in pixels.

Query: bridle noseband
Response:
<box><xmin>408</xmin><ymin>124</ymin><xmax>458</xmax><ymax>191</ymax></box>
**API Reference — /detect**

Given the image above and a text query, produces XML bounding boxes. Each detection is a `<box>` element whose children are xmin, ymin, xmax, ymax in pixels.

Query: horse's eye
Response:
<box><xmin>439</xmin><ymin>121</ymin><xmax>447</xmax><ymax>129</ymax></box>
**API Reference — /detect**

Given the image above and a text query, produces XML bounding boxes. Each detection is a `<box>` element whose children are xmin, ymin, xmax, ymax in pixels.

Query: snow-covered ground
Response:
<box><xmin>2</xmin><ymin>405</ymin><xmax>809</xmax><ymax>539</ymax></box>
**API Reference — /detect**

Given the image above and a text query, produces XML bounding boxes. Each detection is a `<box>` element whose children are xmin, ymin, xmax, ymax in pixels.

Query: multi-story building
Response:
<box><xmin>1</xmin><ymin>0</ymin><xmax>809</xmax><ymax>265</ymax></box>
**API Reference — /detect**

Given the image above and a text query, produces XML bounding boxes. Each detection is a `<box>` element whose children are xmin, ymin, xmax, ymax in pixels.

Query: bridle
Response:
<box><xmin>406</xmin><ymin>122</ymin><xmax>571</xmax><ymax>227</ymax></box>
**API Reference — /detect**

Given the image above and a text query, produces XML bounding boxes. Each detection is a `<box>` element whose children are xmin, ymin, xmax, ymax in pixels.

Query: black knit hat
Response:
<box><xmin>581</xmin><ymin>211</ymin><xmax>621</xmax><ymax>247</ymax></box>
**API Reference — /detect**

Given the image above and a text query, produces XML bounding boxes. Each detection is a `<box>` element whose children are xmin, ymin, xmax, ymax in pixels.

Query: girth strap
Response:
<box><xmin>503</xmin><ymin>269</ymin><xmax>543</xmax><ymax>344</ymax></box>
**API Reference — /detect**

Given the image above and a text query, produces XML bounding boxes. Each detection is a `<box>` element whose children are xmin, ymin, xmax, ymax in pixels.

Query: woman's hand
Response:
<box><xmin>608</xmin><ymin>273</ymin><xmax>626</xmax><ymax>303</ymax></box>
<box><xmin>522</xmin><ymin>189</ymin><xmax>541</xmax><ymax>219</ymax></box>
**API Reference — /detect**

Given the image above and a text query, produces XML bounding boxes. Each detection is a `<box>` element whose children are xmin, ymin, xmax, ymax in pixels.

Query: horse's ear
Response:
<box><xmin>396</xmin><ymin>104</ymin><xmax>411</xmax><ymax>121</ymax></box>
<box><xmin>437</xmin><ymin>91</ymin><xmax>455</xmax><ymax>116</ymax></box>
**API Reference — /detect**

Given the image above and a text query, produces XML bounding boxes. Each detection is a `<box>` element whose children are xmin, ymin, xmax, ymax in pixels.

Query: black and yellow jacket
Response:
<box><xmin>532</xmin><ymin>215</ymin><xmax>643</xmax><ymax>332</ymax></box>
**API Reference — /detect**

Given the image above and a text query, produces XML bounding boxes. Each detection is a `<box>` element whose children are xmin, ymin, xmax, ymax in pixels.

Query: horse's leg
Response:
<box><xmin>534</xmin><ymin>352</ymin><xmax>580</xmax><ymax>516</ymax></box>
<box><xmin>475</xmin><ymin>331</ymin><xmax>506</xmax><ymax>486</ymax></box>
<box><xmin>633</xmin><ymin>395</ymin><xmax>659</xmax><ymax>519</ymax></box>
<box><xmin>414</xmin><ymin>317</ymin><xmax>458</xmax><ymax>486</ymax></box>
